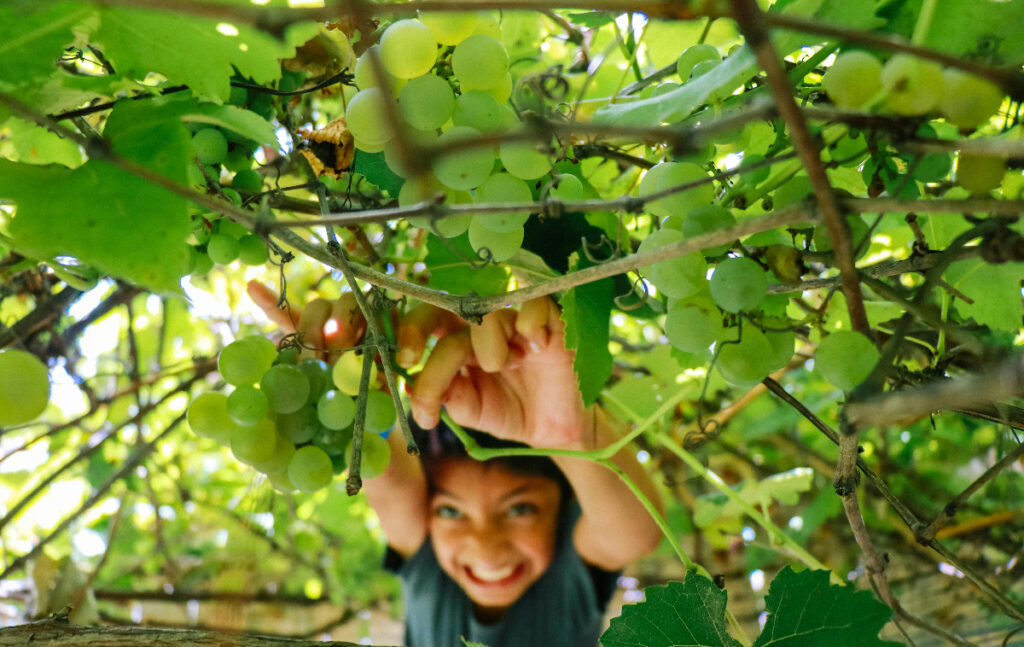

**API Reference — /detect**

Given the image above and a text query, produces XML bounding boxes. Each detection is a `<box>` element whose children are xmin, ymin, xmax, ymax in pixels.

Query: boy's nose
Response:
<box><xmin>464</xmin><ymin>525</ymin><xmax>514</xmax><ymax>563</ymax></box>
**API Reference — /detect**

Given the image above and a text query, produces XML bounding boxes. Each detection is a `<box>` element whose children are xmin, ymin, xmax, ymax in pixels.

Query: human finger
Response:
<box><xmin>396</xmin><ymin>304</ymin><xmax>465</xmax><ymax>368</ymax></box>
<box><xmin>514</xmin><ymin>297</ymin><xmax>553</xmax><ymax>348</ymax></box>
<box><xmin>324</xmin><ymin>292</ymin><xmax>367</xmax><ymax>352</ymax></box>
<box><xmin>470</xmin><ymin>309</ymin><xmax>515</xmax><ymax>373</ymax></box>
<box><xmin>297</xmin><ymin>298</ymin><xmax>332</xmax><ymax>357</ymax></box>
<box><xmin>247</xmin><ymin>281</ymin><xmax>300</xmax><ymax>333</ymax></box>
<box><xmin>408</xmin><ymin>328</ymin><xmax>473</xmax><ymax>429</ymax></box>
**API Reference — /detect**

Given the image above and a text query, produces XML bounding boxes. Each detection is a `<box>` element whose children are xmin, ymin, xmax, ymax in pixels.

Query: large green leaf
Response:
<box><xmin>425</xmin><ymin>233</ymin><xmax>509</xmax><ymax>297</ymax></box>
<box><xmin>600</xmin><ymin>575</ymin><xmax>743</xmax><ymax>647</ymax></box>
<box><xmin>560</xmin><ymin>254</ymin><xmax>614</xmax><ymax>407</ymax></box>
<box><xmin>753</xmin><ymin>568</ymin><xmax>900</xmax><ymax>646</ymax></box>
<box><xmin>946</xmin><ymin>259</ymin><xmax>1024</xmax><ymax>333</ymax></box>
<box><xmin>0</xmin><ymin>100</ymin><xmax>192</xmax><ymax>293</ymax></box>
<box><xmin>94</xmin><ymin>7</ymin><xmax>297</xmax><ymax>103</ymax></box>
<box><xmin>0</xmin><ymin>3</ymin><xmax>92</xmax><ymax>87</ymax></box>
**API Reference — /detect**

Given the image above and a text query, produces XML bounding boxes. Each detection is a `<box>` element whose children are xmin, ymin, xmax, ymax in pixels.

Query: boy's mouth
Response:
<box><xmin>464</xmin><ymin>563</ymin><xmax>524</xmax><ymax>586</ymax></box>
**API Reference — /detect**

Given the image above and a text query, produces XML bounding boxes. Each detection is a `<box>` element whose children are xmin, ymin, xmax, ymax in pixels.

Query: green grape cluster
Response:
<box><xmin>182</xmin><ymin>74</ymin><xmax>287</xmax><ymax>276</ymax></box>
<box><xmin>186</xmin><ymin>337</ymin><xmax>395</xmax><ymax>493</ymax></box>
<box><xmin>821</xmin><ymin>51</ymin><xmax>1006</xmax><ymax>128</ymax></box>
<box><xmin>187</xmin><ymin>215</ymin><xmax>268</xmax><ymax>275</ymax></box>
<box><xmin>344</xmin><ymin>13</ymin><xmax>545</xmax><ymax>263</ymax></box>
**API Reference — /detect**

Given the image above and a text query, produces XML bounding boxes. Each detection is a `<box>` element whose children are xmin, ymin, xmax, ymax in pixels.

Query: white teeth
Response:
<box><xmin>470</xmin><ymin>564</ymin><xmax>516</xmax><ymax>582</ymax></box>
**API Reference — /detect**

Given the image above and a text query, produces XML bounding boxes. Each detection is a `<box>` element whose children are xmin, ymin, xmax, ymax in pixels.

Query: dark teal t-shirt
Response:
<box><xmin>386</xmin><ymin>501</ymin><xmax>619</xmax><ymax>647</ymax></box>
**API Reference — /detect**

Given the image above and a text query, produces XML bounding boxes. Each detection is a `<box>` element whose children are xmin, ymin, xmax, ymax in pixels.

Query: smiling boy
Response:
<box><xmin>362</xmin><ymin>298</ymin><xmax>664</xmax><ymax>647</ymax></box>
<box><xmin>249</xmin><ymin>285</ymin><xmax>663</xmax><ymax>647</ymax></box>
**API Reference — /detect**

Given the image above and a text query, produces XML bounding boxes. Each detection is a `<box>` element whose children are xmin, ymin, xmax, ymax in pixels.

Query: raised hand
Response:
<box><xmin>407</xmin><ymin>298</ymin><xmax>587</xmax><ymax>451</ymax></box>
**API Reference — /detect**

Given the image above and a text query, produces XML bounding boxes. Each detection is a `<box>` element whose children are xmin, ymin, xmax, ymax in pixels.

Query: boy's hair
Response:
<box><xmin>410</xmin><ymin>416</ymin><xmax>573</xmax><ymax>501</ymax></box>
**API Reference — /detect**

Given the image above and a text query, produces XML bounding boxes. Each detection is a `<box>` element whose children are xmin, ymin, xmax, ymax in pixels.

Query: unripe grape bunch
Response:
<box><xmin>343</xmin><ymin>14</ymin><xmax>536</xmax><ymax>264</ymax></box>
<box><xmin>187</xmin><ymin>336</ymin><xmax>394</xmax><ymax>493</ymax></box>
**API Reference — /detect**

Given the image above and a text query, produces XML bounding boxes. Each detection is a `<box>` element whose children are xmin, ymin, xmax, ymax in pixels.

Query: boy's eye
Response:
<box><xmin>434</xmin><ymin>504</ymin><xmax>463</xmax><ymax>519</ymax></box>
<box><xmin>507</xmin><ymin>502</ymin><xmax>538</xmax><ymax>517</ymax></box>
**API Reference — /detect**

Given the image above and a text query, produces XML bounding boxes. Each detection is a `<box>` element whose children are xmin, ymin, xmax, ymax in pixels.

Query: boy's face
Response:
<box><xmin>428</xmin><ymin>459</ymin><xmax>562</xmax><ymax>620</ymax></box>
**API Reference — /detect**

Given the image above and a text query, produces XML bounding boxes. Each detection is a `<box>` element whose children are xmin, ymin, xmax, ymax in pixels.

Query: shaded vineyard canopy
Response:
<box><xmin>1</xmin><ymin>0</ymin><xmax>1023</xmax><ymax>645</ymax></box>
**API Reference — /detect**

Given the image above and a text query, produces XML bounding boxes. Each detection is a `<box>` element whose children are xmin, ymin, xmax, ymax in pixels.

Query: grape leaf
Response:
<box><xmin>946</xmin><ymin>259</ymin><xmax>1024</xmax><ymax>333</ymax></box>
<box><xmin>425</xmin><ymin>233</ymin><xmax>509</xmax><ymax>297</ymax></box>
<box><xmin>0</xmin><ymin>3</ymin><xmax>92</xmax><ymax>87</ymax></box>
<box><xmin>560</xmin><ymin>254</ymin><xmax>614</xmax><ymax>407</ymax></box>
<box><xmin>600</xmin><ymin>575</ymin><xmax>743</xmax><ymax>647</ymax></box>
<box><xmin>353</xmin><ymin>150</ymin><xmax>404</xmax><ymax>197</ymax></box>
<box><xmin>0</xmin><ymin>100</ymin><xmax>192</xmax><ymax>293</ymax></box>
<box><xmin>753</xmin><ymin>567</ymin><xmax>901</xmax><ymax>647</ymax></box>
<box><xmin>4</xmin><ymin>117</ymin><xmax>84</xmax><ymax>167</ymax></box>
<box><xmin>593</xmin><ymin>47</ymin><xmax>757</xmax><ymax>127</ymax></box>
<box><xmin>901</xmin><ymin>0</ymin><xmax>1024</xmax><ymax>63</ymax></box>
<box><xmin>93</xmin><ymin>7</ymin><xmax>298</xmax><ymax>103</ymax></box>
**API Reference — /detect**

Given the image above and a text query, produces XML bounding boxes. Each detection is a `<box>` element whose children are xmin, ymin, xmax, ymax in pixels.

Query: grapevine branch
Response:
<box><xmin>762</xmin><ymin>378</ymin><xmax>1024</xmax><ymax>624</ymax></box>
<box><xmin>922</xmin><ymin>441</ymin><xmax>1024</xmax><ymax>541</ymax></box>
<box><xmin>846</xmin><ymin>355</ymin><xmax>1024</xmax><ymax>429</ymax></box>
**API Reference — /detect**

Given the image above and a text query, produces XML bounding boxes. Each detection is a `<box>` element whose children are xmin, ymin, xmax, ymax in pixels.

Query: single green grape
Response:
<box><xmin>252</xmin><ymin>434</ymin><xmax>296</xmax><ymax>475</ymax></box>
<box><xmin>468</xmin><ymin>218</ymin><xmax>523</xmax><ymax>262</ymax></box>
<box><xmin>453</xmin><ymin>90</ymin><xmax>502</xmax><ymax>132</ymax></box>
<box><xmin>230</xmin><ymin>418</ymin><xmax>277</xmax><ymax>465</ymax></box>
<box><xmin>664</xmin><ymin>300</ymin><xmax>722</xmax><ymax>353</ymax></box>
<box><xmin>206</xmin><ymin>233</ymin><xmax>240</xmax><ymax>265</ymax></box>
<box><xmin>333</xmin><ymin>352</ymin><xmax>377</xmax><ymax>396</ymax></box>
<box><xmin>231</xmin><ymin>168</ymin><xmax>263</xmax><ymax>194</ymax></box>
<box><xmin>0</xmin><ymin>349</ymin><xmax>50</xmax><ymax>426</ymax></box>
<box><xmin>716</xmin><ymin>327</ymin><xmax>773</xmax><ymax>387</ymax></box>
<box><xmin>289</xmin><ymin>445</ymin><xmax>334</xmax><ymax>492</ymax></box>
<box><xmin>709</xmin><ymin>257</ymin><xmax>767</xmax><ymax>313</ymax></box>
<box><xmin>821</xmin><ymin>51</ymin><xmax>882</xmax><ymax>110</ymax></box>
<box><xmin>260</xmin><ymin>364</ymin><xmax>310</xmax><ymax>414</ymax></box>
<box><xmin>955</xmin><ymin>154</ymin><xmax>1006</xmax><ymax>194</ymax></box>
<box><xmin>682</xmin><ymin>204</ymin><xmax>737</xmax><ymax>256</ymax></box>
<box><xmin>473</xmin><ymin>172</ymin><xmax>533</xmax><ymax>233</ymax></box>
<box><xmin>380</xmin><ymin>19</ymin><xmax>437</xmax><ymax>79</ymax></box>
<box><xmin>192</xmin><ymin>128</ymin><xmax>228</xmax><ymax>165</ymax></box>
<box><xmin>187</xmin><ymin>392</ymin><xmax>237</xmax><ymax>443</ymax></box>
<box><xmin>237</xmin><ymin>234</ymin><xmax>268</xmax><ymax>266</ymax></box>
<box><xmin>939</xmin><ymin>68</ymin><xmax>1005</xmax><ymax>129</ymax></box>
<box><xmin>297</xmin><ymin>358</ymin><xmax>330</xmax><ymax>403</ymax></box>
<box><xmin>318</xmin><ymin>389</ymin><xmax>356</xmax><ymax>430</ymax></box>
<box><xmin>452</xmin><ymin>34</ymin><xmax>509</xmax><ymax>90</ymax></box>
<box><xmin>815</xmin><ymin>330</ymin><xmax>879</xmax><ymax>390</ymax></box>
<box><xmin>880</xmin><ymin>54</ymin><xmax>943</xmax><ymax>116</ymax></box>
<box><xmin>433</xmin><ymin>126</ymin><xmax>495</xmax><ymax>190</ymax></box>
<box><xmin>218</xmin><ymin>338</ymin><xmax>273</xmax><ymax>386</ymax></box>
<box><xmin>277</xmin><ymin>405</ymin><xmax>319</xmax><ymax>444</ymax></box>
<box><xmin>398</xmin><ymin>74</ymin><xmax>455</xmax><ymax>131</ymax></box>
<box><xmin>765</xmin><ymin>330</ymin><xmax>796</xmax><ymax>371</ymax></box>
<box><xmin>363</xmin><ymin>390</ymin><xmax>397</xmax><ymax>434</ymax></box>
<box><xmin>227</xmin><ymin>385</ymin><xmax>269</xmax><ymax>427</ymax></box>
<box><xmin>499</xmin><ymin>136</ymin><xmax>550</xmax><ymax>181</ymax></box>
<box><xmin>346</xmin><ymin>431</ymin><xmax>392</xmax><ymax>479</ymax></box>
<box><xmin>418</xmin><ymin>11</ymin><xmax>477</xmax><ymax>45</ymax></box>
<box><xmin>639</xmin><ymin>162</ymin><xmax>715</xmax><ymax>219</ymax></box>
<box><xmin>345</xmin><ymin>88</ymin><xmax>396</xmax><ymax>149</ymax></box>
<box><xmin>637</xmin><ymin>228</ymin><xmax>708</xmax><ymax>299</ymax></box>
